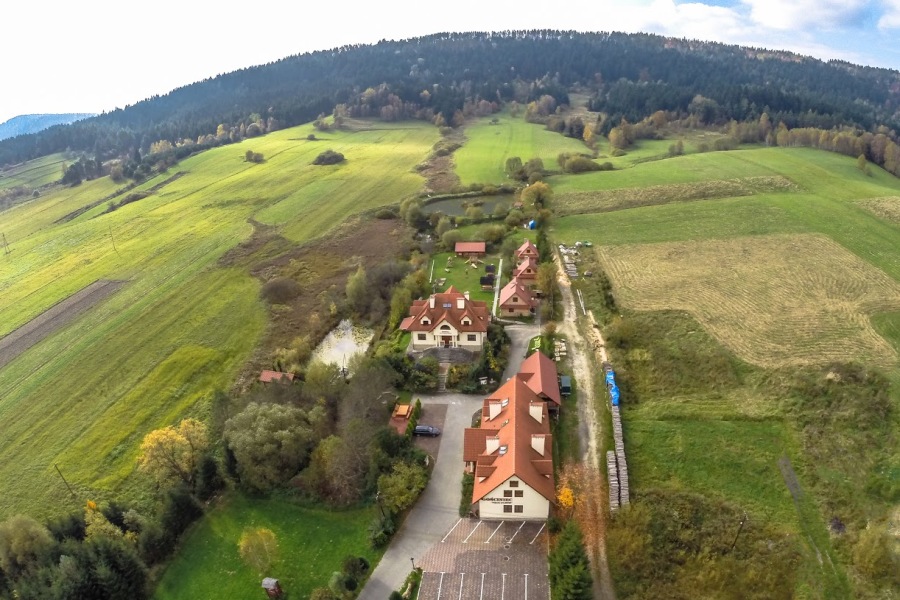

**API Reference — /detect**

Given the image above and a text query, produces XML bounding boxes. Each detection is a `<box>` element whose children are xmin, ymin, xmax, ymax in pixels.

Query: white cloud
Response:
<box><xmin>879</xmin><ymin>0</ymin><xmax>900</xmax><ymax>28</ymax></box>
<box><xmin>741</xmin><ymin>0</ymin><xmax>871</xmax><ymax>30</ymax></box>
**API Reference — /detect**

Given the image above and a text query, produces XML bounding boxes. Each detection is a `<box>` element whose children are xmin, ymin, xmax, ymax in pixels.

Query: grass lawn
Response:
<box><xmin>0</xmin><ymin>120</ymin><xmax>436</xmax><ymax>520</ymax></box>
<box><xmin>430</xmin><ymin>251</ymin><xmax>495</xmax><ymax>305</ymax></box>
<box><xmin>153</xmin><ymin>495</ymin><xmax>380</xmax><ymax>600</ymax></box>
<box><xmin>454</xmin><ymin>113</ymin><xmax>589</xmax><ymax>185</ymax></box>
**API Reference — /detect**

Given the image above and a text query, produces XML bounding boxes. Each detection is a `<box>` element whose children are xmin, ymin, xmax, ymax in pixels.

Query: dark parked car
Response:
<box><xmin>413</xmin><ymin>425</ymin><xmax>441</xmax><ymax>437</ymax></box>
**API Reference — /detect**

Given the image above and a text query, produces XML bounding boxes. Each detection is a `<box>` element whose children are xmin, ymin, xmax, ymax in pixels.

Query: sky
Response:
<box><xmin>3</xmin><ymin>0</ymin><xmax>900</xmax><ymax>125</ymax></box>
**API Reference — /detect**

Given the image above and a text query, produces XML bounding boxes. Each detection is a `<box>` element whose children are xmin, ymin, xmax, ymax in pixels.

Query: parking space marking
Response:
<box><xmin>507</xmin><ymin>521</ymin><xmax>526</xmax><ymax>543</ymax></box>
<box><xmin>463</xmin><ymin>520</ymin><xmax>482</xmax><ymax>543</ymax></box>
<box><xmin>501</xmin><ymin>573</ymin><xmax>507</xmax><ymax>600</ymax></box>
<box><xmin>530</xmin><ymin>522</ymin><xmax>545</xmax><ymax>544</ymax></box>
<box><xmin>525</xmin><ymin>574</ymin><xmax>529</xmax><ymax>600</ymax></box>
<box><xmin>480</xmin><ymin>573</ymin><xmax>485</xmax><ymax>600</ymax></box>
<box><xmin>437</xmin><ymin>572</ymin><xmax>445</xmax><ymax>599</ymax></box>
<box><xmin>485</xmin><ymin>521</ymin><xmax>504</xmax><ymax>543</ymax></box>
<box><xmin>442</xmin><ymin>518</ymin><xmax>463</xmax><ymax>543</ymax></box>
<box><xmin>458</xmin><ymin>573</ymin><xmax>464</xmax><ymax>600</ymax></box>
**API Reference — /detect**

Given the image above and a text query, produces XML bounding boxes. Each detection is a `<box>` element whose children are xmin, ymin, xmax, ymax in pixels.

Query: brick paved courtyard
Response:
<box><xmin>416</xmin><ymin>518</ymin><xmax>549</xmax><ymax>600</ymax></box>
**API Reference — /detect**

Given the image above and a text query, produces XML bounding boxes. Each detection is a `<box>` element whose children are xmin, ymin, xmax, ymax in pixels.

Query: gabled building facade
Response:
<box><xmin>518</xmin><ymin>350</ymin><xmax>562</xmax><ymax>411</ymax></box>
<box><xmin>513</xmin><ymin>256</ymin><xmax>538</xmax><ymax>287</ymax></box>
<box><xmin>515</xmin><ymin>239</ymin><xmax>539</xmax><ymax>263</ymax></box>
<box><xmin>463</xmin><ymin>377</ymin><xmax>555</xmax><ymax>520</ymax></box>
<box><xmin>498</xmin><ymin>278</ymin><xmax>537</xmax><ymax>317</ymax></box>
<box><xmin>400</xmin><ymin>286</ymin><xmax>490</xmax><ymax>351</ymax></box>
<box><xmin>455</xmin><ymin>241</ymin><xmax>486</xmax><ymax>258</ymax></box>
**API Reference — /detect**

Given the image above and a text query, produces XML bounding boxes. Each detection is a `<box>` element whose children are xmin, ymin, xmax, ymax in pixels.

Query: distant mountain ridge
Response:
<box><xmin>0</xmin><ymin>113</ymin><xmax>95</xmax><ymax>141</ymax></box>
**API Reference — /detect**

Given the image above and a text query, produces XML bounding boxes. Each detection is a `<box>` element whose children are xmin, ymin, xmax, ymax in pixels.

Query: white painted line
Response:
<box><xmin>485</xmin><ymin>521</ymin><xmax>503</xmax><ymax>543</ymax></box>
<box><xmin>437</xmin><ymin>572</ymin><xmax>445</xmax><ymax>599</ymax></box>
<box><xmin>501</xmin><ymin>573</ymin><xmax>507</xmax><ymax>600</ymax></box>
<box><xmin>525</xmin><ymin>574</ymin><xmax>529</xmax><ymax>600</ymax></box>
<box><xmin>530</xmin><ymin>522</ymin><xmax>546</xmax><ymax>545</ymax></box>
<box><xmin>442</xmin><ymin>518</ymin><xmax>463</xmax><ymax>543</ymax></box>
<box><xmin>463</xmin><ymin>520</ymin><xmax>482</xmax><ymax>544</ymax></box>
<box><xmin>480</xmin><ymin>573</ymin><xmax>485</xmax><ymax>600</ymax></box>
<box><xmin>458</xmin><ymin>574</ymin><xmax>465</xmax><ymax>600</ymax></box>
<box><xmin>507</xmin><ymin>521</ymin><xmax>526</xmax><ymax>543</ymax></box>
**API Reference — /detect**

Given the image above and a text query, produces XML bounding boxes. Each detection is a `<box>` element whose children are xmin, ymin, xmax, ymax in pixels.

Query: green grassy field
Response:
<box><xmin>541</xmin><ymin>142</ymin><xmax>900</xmax><ymax>598</ymax></box>
<box><xmin>453</xmin><ymin>113</ymin><xmax>588</xmax><ymax>185</ymax></box>
<box><xmin>0</xmin><ymin>153</ymin><xmax>70</xmax><ymax>189</ymax></box>
<box><xmin>153</xmin><ymin>495</ymin><xmax>380</xmax><ymax>600</ymax></box>
<box><xmin>0</xmin><ymin>121</ymin><xmax>437</xmax><ymax>519</ymax></box>
<box><xmin>431</xmin><ymin>251</ymin><xmax>495</xmax><ymax>305</ymax></box>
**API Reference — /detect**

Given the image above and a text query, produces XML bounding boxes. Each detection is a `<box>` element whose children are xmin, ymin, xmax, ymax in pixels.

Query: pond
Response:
<box><xmin>421</xmin><ymin>195</ymin><xmax>511</xmax><ymax>216</ymax></box>
<box><xmin>310</xmin><ymin>319</ymin><xmax>375</xmax><ymax>375</ymax></box>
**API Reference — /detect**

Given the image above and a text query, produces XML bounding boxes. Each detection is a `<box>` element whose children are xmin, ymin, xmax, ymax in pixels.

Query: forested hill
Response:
<box><xmin>2</xmin><ymin>30</ymin><xmax>900</xmax><ymax>165</ymax></box>
<box><xmin>0</xmin><ymin>113</ymin><xmax>94</xmax><ymax>142</ymax></box>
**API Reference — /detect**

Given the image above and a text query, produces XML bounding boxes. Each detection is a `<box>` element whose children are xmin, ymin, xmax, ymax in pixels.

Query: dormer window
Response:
<box><xmin>462</xmin><ymin>317</ymin><xmax>471</xmax><ymax>325</ymax></box>
<box><xmin>421</xmin><ymin>317</ymin><xmax>430</xmax><ymax>325</ymax></box>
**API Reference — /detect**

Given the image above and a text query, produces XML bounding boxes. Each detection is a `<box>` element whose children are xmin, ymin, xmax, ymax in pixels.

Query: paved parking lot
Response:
<box><xmin>417</xmin><ymin>518</ymin><xmax>549</xmax><ymax>600</ymax></box>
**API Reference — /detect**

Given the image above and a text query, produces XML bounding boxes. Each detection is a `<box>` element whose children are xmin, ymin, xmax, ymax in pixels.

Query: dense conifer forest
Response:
<box><xmin>2</xmin><ymin>30</ymin><xmax>899</xmax><ymax>167</ymax></box>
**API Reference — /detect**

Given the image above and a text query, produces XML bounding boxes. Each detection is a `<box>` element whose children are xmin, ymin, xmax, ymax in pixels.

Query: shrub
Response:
<box><xmin>260</xmin><ymin>277</ymin><xmax>301</xmax><ymax>304</ymax></box>
<box><xmin>196</xmin><ymin>455</ymin><xmax>224</xmax><ymax>501</ymax></box>
<box><xmin>313</xmin><ymin>150</ymin><xmax>345</xmax><ymax>165</ymax></box>
<box><xmin>459</xmin><ymin>473</ymin><xmax>475</xmax><ymax>516</ymax></box>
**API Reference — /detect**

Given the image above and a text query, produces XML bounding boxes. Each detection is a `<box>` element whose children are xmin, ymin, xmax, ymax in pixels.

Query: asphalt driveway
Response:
<box><xmin>359</xmin><ymin>391</ymin><xmax>483</xmax><ymax>600</ymax></box>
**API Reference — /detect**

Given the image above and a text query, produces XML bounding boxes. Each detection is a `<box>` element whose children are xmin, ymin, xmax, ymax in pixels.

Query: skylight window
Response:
<box><xmin>443</xmin><ymin>302</ymin><xmax>452</xmax><ymax>308</ymax></box>
<box><xmin>499</xmin><ymin>445</ymin><xmax>508</xmax><ymax>455</ymax></box>
<box><xmin>501</xmin><ymin>398</ymin><xmax>509</xmax><ymax>407</ymax></box>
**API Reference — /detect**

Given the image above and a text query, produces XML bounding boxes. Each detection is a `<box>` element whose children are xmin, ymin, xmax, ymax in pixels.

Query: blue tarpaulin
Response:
<box><xmin>528</xmin><ymin>220</ymin><xmax>536</xmax><ymax>230</ymax></box>
<box><xmin>605</xmin><ymin>371</ymin><xmax>616</xmax><ymax>386</ymax></box>
<box><xmin>610</xmin><ymin>386</ymin><xmax>620</xmax><ymax>406</ymax></box>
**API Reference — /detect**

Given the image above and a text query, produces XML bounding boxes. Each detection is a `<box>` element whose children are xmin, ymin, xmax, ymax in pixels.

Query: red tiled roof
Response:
<box><xmin>513</xmin><ymin>256</ymin><xmax>538</xmax><ymax>279</ymax></box>
<box><xmin>469</xmin><ymin>377</ymin><xmax>555</xmax><ymax>504</ymax></box>
<box><xmin>259</xmin><ymin>370</ymin><xmax>295</xmax><ymax>383</ymax></box>
<box><xmin>516</xmin><ymin>239</ymin><xmax>539</xmax><ymax>259</ymax></box>
<box><xmin>400</xmin><ymin>286</ymin><xmax>490</xmax><ymax>334</ymax></box>
<box><xmin>498</xmin><ymin>278</ymin><xmax>537</xmax><ymax>308</ymax></box>
<box><xmin>455</xmin><ymin>241</ymin><xmax>486</xmax><ymax>254</ymax></box>
<box><xmin>463</xmin><ymin>428</ymin><xmax>493</xmax><ymax>462</ymax></box>
<box><xmin>518</xmin><ymin>351</ymin><xmax>561</xmax><ymax>405</ymax></box>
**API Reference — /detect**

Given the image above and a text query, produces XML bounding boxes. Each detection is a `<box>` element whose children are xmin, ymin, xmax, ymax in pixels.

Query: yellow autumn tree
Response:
<box><xmin>138</xmin><ymin>418</ymin><xmax>208</xmax><ymax>489</ymax></box>
<box><xmin>557</xmin><ymin>484</ymin><xmax>575</xmax><ymax>516</ymax></box>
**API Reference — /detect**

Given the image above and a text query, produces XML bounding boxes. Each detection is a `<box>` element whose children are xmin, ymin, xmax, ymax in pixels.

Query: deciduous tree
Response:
<box><xmin>138</xmin><ymin>418</ymin><xmax>208</xmax><ymax>489</ymax></box>
<box><xmin>377</xmin><ymin>462</ymin><xmax>428</xmax><ymax>514</ymax></box>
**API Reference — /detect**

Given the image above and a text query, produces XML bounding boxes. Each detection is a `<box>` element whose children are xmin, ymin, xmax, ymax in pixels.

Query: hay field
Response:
<box><xmin>856</xmin><ymin>196</ymin><xmax>900</xmax><ymax>224</ymax></box>
<box><xmin>598</xmin><ymin>233</ymin><xmax>900</xmax><ymax>368</ymax></box>
<box><xmin>556</xmin><ymin>175</ymin><xmax>798</xmax><ymax>216</ymax></box>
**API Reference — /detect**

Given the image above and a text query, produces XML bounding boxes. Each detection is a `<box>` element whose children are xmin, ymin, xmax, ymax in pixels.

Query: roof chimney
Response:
<box><xmin>485</xmin><ymin>435</ymin><xmax>500</xmax><ymax>455</ymax></box>
<box><xmin>487</xmin><ymin>401</ymin><xmax>501</xmax><ymax>421</ymax></box>
<box><xmin>464</xmin><ymin>291</ymin><xmax>470</xmax><ymax>300</ymax></box>
<box><xmin>456</xmin><ymin>297</ymin><xmax>465</xmax><ymax>309</ymax></box>
<box><xmin>429</xmin><ymin>296</ymin><xmax>435</xmax><ymax>309</ymax></box>
<box><xmin>531</xmin><ymin>434</ymin><xmax>546</xmax><ymax>456</ymax></box>
<box><xmin>529</xmin><ymin>401</ymin><xmax>544</xmax><ymax>423</ymax></box>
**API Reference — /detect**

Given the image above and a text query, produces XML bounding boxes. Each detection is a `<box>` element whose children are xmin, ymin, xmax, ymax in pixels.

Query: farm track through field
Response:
<box><xmin>0</xmin><ymin>279</ymin><xmax>125</xmax><ymax>370</ymax></box>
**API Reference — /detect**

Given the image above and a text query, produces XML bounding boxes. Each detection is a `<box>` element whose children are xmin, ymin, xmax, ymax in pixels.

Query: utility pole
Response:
<box><xmin>1</xmin><ymin>233</ymin><xmax>9</xmax><ymax>256</ymax></box>
<box><xmin>54</xmin><ymin>463</ymin><xmax>78</xmax><ymax>501</ymax></box>
<box><xmin>108</xmin><ymin>225</ymin><xmax>120</xmax><ymax>257</ymax></box>
<box><xmin>728</xmin><ymin>512</ymin><xmax>748</xmax><ymax>554</ymax></box>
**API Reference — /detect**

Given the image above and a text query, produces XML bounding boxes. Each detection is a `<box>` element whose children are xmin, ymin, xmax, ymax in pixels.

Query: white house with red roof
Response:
<box><xmin>462</xmin><ymin>376</ymin><xmax>555</xmax><ymax>519</ymax></box>
<box><xmin>400</xmin><ymin>286</ymin><xmax>490</xmax><ymax>351</ymax></box>
<box><xmin>498</xmin><ymin>278</ymin><xmax>537</xmax><ymax>317</ymax></box>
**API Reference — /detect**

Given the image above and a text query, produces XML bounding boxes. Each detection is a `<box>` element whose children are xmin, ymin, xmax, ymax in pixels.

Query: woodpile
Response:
<box><xmin>607</xmin><ymin>388</ymin><xmax>630</xmax><ymax>509</ymax></box>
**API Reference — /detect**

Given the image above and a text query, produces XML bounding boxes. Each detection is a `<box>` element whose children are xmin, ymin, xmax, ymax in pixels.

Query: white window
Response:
<box><xmin>467</xmin><ymin>334</ymin><xmax>476</xmax><ymax>341</ymax></box>
<box><xmin>514</xmin><ymin>505</ymin><xmax>523</xmax><ymax>513</ymax></box>
<box><xmin>417</xmin><ymin>333</ymin><xmax>426</xmax><ymax>340</ymax></box>
<box><xmin>441</xmin><ymin>324</ymin><xmax>451</xmax><ymax>330</ymax></box>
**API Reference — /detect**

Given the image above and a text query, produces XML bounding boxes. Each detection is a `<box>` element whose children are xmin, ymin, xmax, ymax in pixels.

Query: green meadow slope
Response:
<box><xmin>455</xmin><ymin>115</ymin><xmax>899</xmax><ymax>598</ymax></box>
<box><xmin>0</xmin><ymin>121</ymin><xmax>437</xmax><ymax>519</ymax></box>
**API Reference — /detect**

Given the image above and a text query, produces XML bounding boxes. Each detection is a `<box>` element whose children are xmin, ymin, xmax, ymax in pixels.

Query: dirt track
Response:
<box><xmin>556</xmin><ymin>256</ymin><xmax>617</xmax><ymax>600</ymax></box>
<box><xmin>0</xmin><ymin>279</ymin><xmax>125</xmax><ymax>370</ymax></box>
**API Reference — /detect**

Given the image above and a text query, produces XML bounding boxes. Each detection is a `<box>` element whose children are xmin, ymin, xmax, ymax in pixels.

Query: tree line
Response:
<box><xmin>2</xmin><ymin>30</ymin><xmax>899</xmax><ymax>169</ymax></box>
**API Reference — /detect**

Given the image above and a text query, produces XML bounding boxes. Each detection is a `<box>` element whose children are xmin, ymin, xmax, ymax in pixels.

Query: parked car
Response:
<box><xmin>413</xmin><ymin>425</ymin><xmax>441</xmax><ymax>437</ymax></box>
